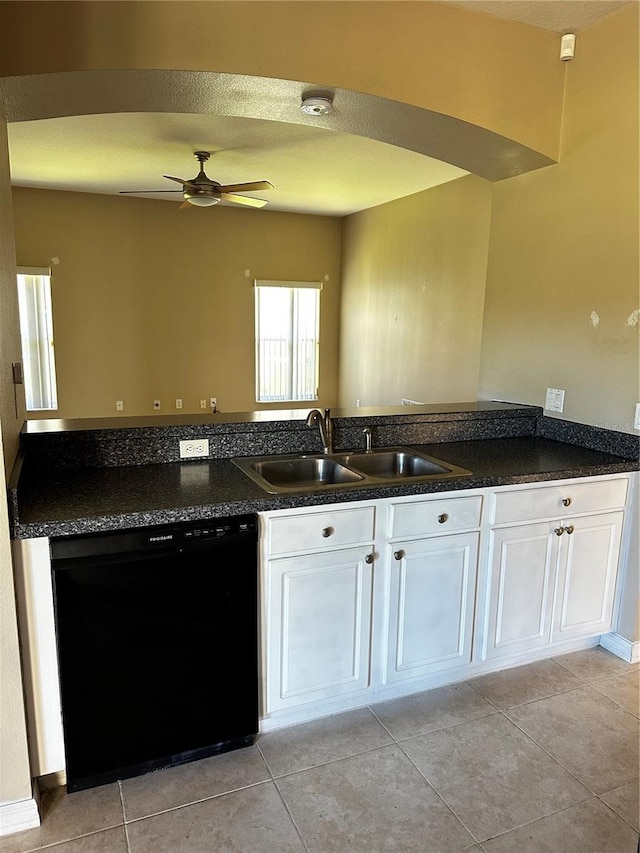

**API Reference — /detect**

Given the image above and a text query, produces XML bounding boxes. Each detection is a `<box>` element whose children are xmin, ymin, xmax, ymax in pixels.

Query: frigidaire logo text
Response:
<box><xmin>149</xmin><ymin>535</ymin><xmax>173</xmax><ymax>543</ymax></box>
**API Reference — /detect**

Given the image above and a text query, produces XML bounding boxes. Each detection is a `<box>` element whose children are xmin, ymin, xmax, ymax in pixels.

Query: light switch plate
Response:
<box><xmin>545</xmin><ymin>388</ymin><xmax>565</xmax><ymax>413</ymax></box>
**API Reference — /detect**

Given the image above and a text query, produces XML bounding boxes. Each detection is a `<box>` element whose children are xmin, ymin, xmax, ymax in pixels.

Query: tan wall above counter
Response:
<box><xmin>478</xmin><ymin>3</ymin><xmax>639</xmax><ymax>434</ymax></box>
<box><xmin>338</xmin><ymin>175</ymin><xmax>492</xmax><ymax>408</ymax></box>
<box><xmin>12</xmin><ymin>188</ymin><xmax>342</xmax><ymax>418</ymax></box>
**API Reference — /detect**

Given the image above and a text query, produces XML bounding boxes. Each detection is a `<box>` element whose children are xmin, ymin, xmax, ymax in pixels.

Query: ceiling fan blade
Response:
<box><xmin>163</xmin><ymin>174</ymin><xmax>199</xmax><ymax>190</ymax></box>
<box><xmin>217</xmin><ymin>181</ymin><xmax>274</xmax><ymax>194</ymax></box>
<box><xmin>221</xmin><ymin>193</ymin><xmax>268</xmax><ymax>208</ymax></box>
<box><xmin>119</xmin><ymin>189</ymin><xmax>182</xmax><ymax>194</ymax></box>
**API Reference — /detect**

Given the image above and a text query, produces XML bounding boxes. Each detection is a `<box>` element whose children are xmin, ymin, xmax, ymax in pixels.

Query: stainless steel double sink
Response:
<box><xmin>232</xmin><ymin>447</ymin><xmax>472</xmax><ymax>494</ymax></box>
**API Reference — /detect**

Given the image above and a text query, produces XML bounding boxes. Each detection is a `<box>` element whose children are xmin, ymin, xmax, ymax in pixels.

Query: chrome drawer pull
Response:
<box><xmin>393</xmin><ymin>550</ymin><xmax>405</xmax><ymax>561</ymax></box>
<box><xmin>554</xmin><ymin>527</ymin><xmax>565</xmax><ymax>536</ymax></box>
<box><xmin>364</xmin><ymin>553</ymin><xmax>374</xmax><ymax>564</ymax></box>
<box><xmin>322</xmin><ymin>526</ymin><xmax>334</xmax><ymax>538</ymax></box>
<box><xmin>438</xmin><ymin>513</ymin><xmax>449</xmax><ymax>524</ymax></box>
<box><xmin>562</xmin><ymin>497</ymin><xmax>572</xmax><ymax>507</ymax></box>
<box><xmin>565</xmin><ymin>525</ymin><xmax>575</xmax><ymax>535</ymax></box>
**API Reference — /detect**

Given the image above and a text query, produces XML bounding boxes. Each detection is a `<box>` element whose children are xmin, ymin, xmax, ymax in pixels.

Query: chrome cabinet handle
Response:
<box><xmin>322</xmin><ymin>526</ymin><xmax>334</xmax><ymax>538</ymax></box>
<box><xmin>364</xmin><ymin>553</ymin><xmax>374</xmax><ymax>564</ymax></box>
<box><xmin>438</xmin><ymin>513</ymin><xmax>449</xmax><ymax>524</ymax></box>
<box><xmin>554</xmin><ymin>527</ymin><xmax>565</xmax><ymax>536</ymax></box>
<box><xmin>393</xmin><ymin>550</ymin><xmax>405</xmax><ymax>561</ymax></box>
<box><xmin>565</xmin><ymin>525</ymin><xmax>575</xmax><ymax>535</ymax></box>
<box><xmin>562</xmin><ymin>497</ymin><xmax>572</xmax><ymax>507</ymax></box>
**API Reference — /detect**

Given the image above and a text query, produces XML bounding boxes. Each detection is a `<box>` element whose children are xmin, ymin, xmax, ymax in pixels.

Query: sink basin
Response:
<box><xmin>234</xmin><ymin>455</ymin><xmax>364</xmax><ymax>493</ymax></box>
<box><xmin>341</xmin><ymin>449</ymin><xmax>451</xmax><ymax>479</ymax></box>
<box><xmin>233</xmin><ymin>447</ymin><xmax>471</xmax><ymax>493</ymax></box>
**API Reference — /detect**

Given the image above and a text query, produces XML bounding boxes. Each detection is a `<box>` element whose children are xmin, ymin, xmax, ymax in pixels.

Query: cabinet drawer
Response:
<box><xmin>268</xmin><ymin>506</ymin><xmax>375</xmax><ymax>556</ymax></box>
<box><xmin>390</xmin><ymin>495</ymin><xmax>482</xmax><ymax>538</ymax></box>
<box><xmin>493</xmin><ymin>478</ymin><xmax>628</xmax><ymax>525</ymax></box>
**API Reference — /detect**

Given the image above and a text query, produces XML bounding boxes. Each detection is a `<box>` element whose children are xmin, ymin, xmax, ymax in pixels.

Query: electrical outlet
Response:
<box><xmin>545</xmin><ymin>388</ymin><xmax>565</xmax><ymax>413</ymax></box>
<box><xmin>175</xmin><ymin>399</ymin><xmax>183</xmax><ymax>409</ymax></box>
<box><xmin>116</xmin><ymin>400</ymin><xmax>124</xmax><ymax>411</ymax></box>
<box><xmin>634</xmin><ymin>403</ymin><xmax>640</xmax><ymax>430</ymax></box>
<box><xmin>179</xmin><ymin>439</ymin><xmax>209</xmax><ymax>459</ymax></box>
<box><xmin>153</xmin><ymin>400</ymin><xmax>161</xmax><ymax>410</ymax></box>
<box><xmin>200</xmin><ymin>399</ymin><xmax>207</xmax><ymax>409</ymax></box>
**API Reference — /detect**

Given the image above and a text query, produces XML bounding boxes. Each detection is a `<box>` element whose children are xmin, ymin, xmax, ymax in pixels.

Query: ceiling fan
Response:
<box><xmin>120</xmin><ymin>151</ymin><xmax>273</xmax><ymax>209</ymax></box>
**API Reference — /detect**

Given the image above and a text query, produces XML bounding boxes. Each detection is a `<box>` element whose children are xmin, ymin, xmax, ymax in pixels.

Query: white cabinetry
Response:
<box><xmin>552</xmin><ymin>511</ymin><xmax>623</xmax><ymax>641</ymax></box>
<box><xmin>262</xmin><ymin>507</ymin><xmax>375</xmax><ymax>713</ymax></box>
<box><xmin>17</xmin><ymin>473</ymin><xmax>632</xmax><ymax>759</ymax></box>
<box><xmin>480</xmin><ymin>478</ymin><xmax>628</xmax><ymax>661</ymax></box>
<box><xmin>384</xmin><ymin>496</ymin><xmax>481</xmax><ymax>683</ymax></box>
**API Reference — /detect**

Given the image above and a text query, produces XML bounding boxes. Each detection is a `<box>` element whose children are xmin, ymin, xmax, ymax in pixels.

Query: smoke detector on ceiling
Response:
<box><xmin>300</xmin><ymin>95</ymin><xmax>334</xmax><ymax>116</ymax></box>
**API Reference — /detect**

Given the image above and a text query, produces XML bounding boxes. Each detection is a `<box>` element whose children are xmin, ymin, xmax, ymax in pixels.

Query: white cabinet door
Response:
<box><xmin>553</xmin><ymin>512</ymin><xmax>623</xmax><ymax>641</ymax></box>
<box><xmin>265</xmin><ymin>546</ymin><xmax>373</xmax><ymax>713</ymax></box>
<box><xmin>385</xmin><ymin>532</ymin><xmax>479</xmax><ymax>683</ymax></box>
<box><xmin>483</xmin><ymin>522</ymin><xmax>557</xmax><ymax>660</ymax></box>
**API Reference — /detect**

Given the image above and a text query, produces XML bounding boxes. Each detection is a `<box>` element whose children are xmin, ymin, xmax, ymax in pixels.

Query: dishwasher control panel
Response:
<box><xmin>51</xmin><ymin>514</ymin><xmax>258</xmax><ymax>560</ymax></box>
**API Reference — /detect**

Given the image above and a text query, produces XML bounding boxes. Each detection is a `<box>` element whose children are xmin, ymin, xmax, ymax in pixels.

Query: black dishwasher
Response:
<box><xmin>50</xmin><ymin>514</ymin><xmax>259</xmax><ymax>792</ymax></box>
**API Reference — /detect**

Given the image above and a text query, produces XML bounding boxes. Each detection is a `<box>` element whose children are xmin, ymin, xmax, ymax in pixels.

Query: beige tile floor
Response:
<box><xmin>3</xmin><ymin>648</ymin><xmax>639</xmax><ymax>853</ymax></box>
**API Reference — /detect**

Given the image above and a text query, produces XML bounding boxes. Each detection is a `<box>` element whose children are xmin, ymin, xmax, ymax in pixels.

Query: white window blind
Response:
<box><xmin>16</xmin><ymin>266</ymin><xmax>58</xmax><ymax>411</ymax></box>
<box><xmin>255</xmin><ymin>279</ymin><xmax>322</xmax><ymax>403</ymax></box>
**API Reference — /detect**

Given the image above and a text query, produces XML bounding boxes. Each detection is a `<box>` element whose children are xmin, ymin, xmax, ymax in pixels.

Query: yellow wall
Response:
<box><xmin>0</xmin><ymin>112</ymin><xmax>32</xmax><ymax>812</ymax></box>
<box><xmin>12</xmin><ymin>188</ymin><xmax>342</xmax><ymax>418</ymax></box>
<box><xmin>478</xmin><ymin>4</ymin><xmax>639</xmax><ymax>432</ymax></box>
<box><xmin>0</xmin><ymin>1</ymin><xmax>563</xmax><ymax>160</ymax></box>
<box><xmin>339</xmin><ymin>175</ymin><xmax>492</xmax><ymax>407</ymax></box>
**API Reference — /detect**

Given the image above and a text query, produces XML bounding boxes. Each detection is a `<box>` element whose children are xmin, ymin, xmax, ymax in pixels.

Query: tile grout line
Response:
<box><xmin>496</xmin><ymin>706</ymin><xmax>601</xmax><ymax>800</ymax></box>
<box><xmin>471</xmin><ymin>676</ymin><xmax>639</xmax><ymax>715</ymax></box>
<box><xmin>589</xmin><ymin>679</ymin><xmax>640</xmax><ymax>719</ymax></box>
<box><xmin>120</xmin><ymin>778</ymin><xmax>274</xmax><ymax>826</ymax></box>
<box><xmin>263</xmin><ymin>740</ymin><xmax>401</xmax><ymax>781</ymax></box>
<box><xmin>15</xmin><ymin>826</ymin><xmax>124</xmax><ymax>853</ymax></box>
<box><xmin>394</xmin><ymin>738</ymin><xmax>482</xmax><ymax>848</ymax></box>
<box><xmin>474</xmin><ymin>795</ymin><xmax>614</xmax><ymax>848</ymax></box>
<box><xmin>595</xmin><ymin>791</ymin><xmax>640</xmax><ymax>835</ymax></box>
<box><xmin>118</xmin><ymin>781</ymin><xmax>133</xmax><ymax>853</ymax></box>
<box><xmin>271</xmin><ymin>776</ymin><xmax>311</xmax><ymax>853</ymax></box>
<box><xmin>369</xmin><ymin>690</ymin><xmax>503</xmax><ymax>743</ymax></box>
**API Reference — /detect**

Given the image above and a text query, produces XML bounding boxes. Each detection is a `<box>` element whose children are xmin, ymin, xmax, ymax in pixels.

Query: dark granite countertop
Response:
<box><xmin>11</xmin><ymin>436</ymin><xmax>637</xmax><ymax>540</ymax></box>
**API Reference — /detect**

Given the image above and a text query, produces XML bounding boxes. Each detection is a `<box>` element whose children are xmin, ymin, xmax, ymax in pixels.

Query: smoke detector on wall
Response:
<box><xmin>560</xmin><ymin>33</ymin><xmax>576</xmax><ymax>60</ymax></box>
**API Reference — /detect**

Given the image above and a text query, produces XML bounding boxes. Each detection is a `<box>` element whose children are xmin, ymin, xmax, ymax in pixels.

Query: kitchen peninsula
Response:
<box><xmin>8</xmin><ymin>402</ymin><xmax>639</xmax><ymax>780</ymax></box>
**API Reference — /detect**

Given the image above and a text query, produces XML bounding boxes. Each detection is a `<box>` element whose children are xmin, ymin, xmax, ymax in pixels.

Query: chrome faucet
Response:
<box><xmin>306</xmin><ymin>408</ymin><xmax>333</xmax><ymax>454</ymax></box>
<box><xmin>363</xmin><ymin>426</ymin><xmax>373</xmax><ymax>452</ymax></box>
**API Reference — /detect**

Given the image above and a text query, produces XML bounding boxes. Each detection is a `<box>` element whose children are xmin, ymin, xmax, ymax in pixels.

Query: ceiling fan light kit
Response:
<box><xmin>184</xmin><ymin>191</ymin><xmax>220</xmax><ymax>207</ymax></box>
<box><xmin>120</xmin><ymin>151</ymin><xmax>273</xmax><ymax>209</ymax></box>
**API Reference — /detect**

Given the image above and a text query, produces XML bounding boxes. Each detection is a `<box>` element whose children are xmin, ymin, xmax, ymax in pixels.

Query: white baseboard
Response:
<box><xmin>600</xmin><ymin>632</ymin><xmax>640</xmax><ymax>664</ymax></box>
<box><xmin>0</xmin><ymin>796</ymin><xmax>40</xmax><ymax>837</ymax></box>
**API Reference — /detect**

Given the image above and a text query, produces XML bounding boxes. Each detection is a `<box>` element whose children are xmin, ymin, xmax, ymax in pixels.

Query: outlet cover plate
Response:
<box><xmin>634</xmin><ymin>403</ymin><xmax>640</xmax><ymax>430</ymax></box>
<box><xmin>545</xmin><ymin>388</ymin><xmax>565</xmax><ymax>413</ymax></box>
<box><xmin>179</xmin><ymin>439</ymin><xmax>209</xmax><ymax>459</ymax></box>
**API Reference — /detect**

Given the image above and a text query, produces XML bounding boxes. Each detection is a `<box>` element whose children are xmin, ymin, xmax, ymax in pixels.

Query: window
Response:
<box><xmin>255</xmin><ymin>279</ymin><xmax>321</xmax><ymax>403</ymax></box>
<box><xmin>16</xmin><ymin>266</ymin><xmax>58</xmax><ymax>411</ymax></box>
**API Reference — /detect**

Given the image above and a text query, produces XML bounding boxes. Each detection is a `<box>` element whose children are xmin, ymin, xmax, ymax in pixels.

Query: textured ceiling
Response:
<box><xmin>8</xmin><ymin>1</ymin><xmax>633</xmax><ymax>216</ymax></box>
<box><xmin>9</xmin><ymin>113</ymin><xmax>469</xmax><ymax>217</ymax></box>
<box><xmin>445</xmin><ymin>1</ymin><xmax>634</xmax><ymax>33</ymax></box>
